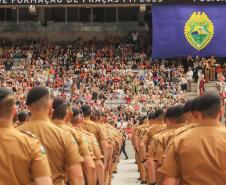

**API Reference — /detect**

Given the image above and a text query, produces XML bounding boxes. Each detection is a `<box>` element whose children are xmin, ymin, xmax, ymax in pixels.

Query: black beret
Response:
<box><xmin>196</xmin><ymin>93</ymin><xmax>221</xmax><ymax>112</ymax></box>
<box><xmin>26</xmin><ymin>87</ymin><xmax>49</xmax><ymax>105</ymax></box>
<box><xmin>0</xmin><ymin>87</ymin><xmax>13</xmax><ymax>103</ymax></box>
<box><xmin>72</xmin><ymin>107</ymin><xmax>82</xmax><ymax>117</ymax></box>
<box><xmin>17</xmin><ymin>111</ymin><xmax>28</xmax><ymax>121</ymax></box>
<box><xmin>18</xmin><ymin>111</ymin><xmax>28</xmax><ymax>117</ymax></box>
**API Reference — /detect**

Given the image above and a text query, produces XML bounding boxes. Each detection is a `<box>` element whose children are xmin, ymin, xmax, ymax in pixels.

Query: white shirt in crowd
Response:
<box><xmin>132</xmin><ymin>32</ymin><xmax>139</xmax><ymax>41</ymax></box>
<box><xmin>186</xmin><ymin>70</ymin><xmax>193</xmax><ymax>80</ymax></box>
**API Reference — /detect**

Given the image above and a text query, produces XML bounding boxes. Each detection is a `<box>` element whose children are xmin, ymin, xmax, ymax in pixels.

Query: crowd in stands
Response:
<box><xmin>0</xmin><ymin>34</ymin><xmax>225</xmax><ymax>130</ymax></box>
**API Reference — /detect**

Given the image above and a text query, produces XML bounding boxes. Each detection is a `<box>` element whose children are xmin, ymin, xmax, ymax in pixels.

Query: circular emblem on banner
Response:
<box><xmin>184</xmin><ymin>12</ymin><xmax>214</xmax><ymax>50</ymax></box>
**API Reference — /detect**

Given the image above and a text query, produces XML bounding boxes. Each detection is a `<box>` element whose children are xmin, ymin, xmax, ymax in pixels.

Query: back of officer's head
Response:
<box><xmin>195</xmin><ymin>93</ymin><xmax>222</xmax><ymax>119</ymax></box>
<box><xmin>171</xmin><ymin>104</ymin><xmax>186</xmax><ymax>124</ymax></box>
<box><xmin>184</xmin><ymin>100</ymin><xmax>193</xmax><ymax>114</ymax></box>
<box><xmin>71</xmin><ymin>107</ymin><xmax>83</xmax><ymax>124</ymax></box>
<box><xmin>184</xmin><ymin>99</ymin><xmax>196</xmax><ymax>123</ymax></box>
<box><xmin>26</xmin><ymin>87</ymin><xmax>50</xmax><ymax>112</ymax></box>
<box><xmin>165</xmin><ymin>105</ymin><xmax>186</xmax><ymax>124</ymax></box>
<box><xmin>191</xmin><ymin>96</ymin><xmax>203</xmax><ymax>113</ymax></box>
<box><xmin>17</xmin><ymin>111</ymin><xmax>28</xmax><ymax>123</ymax></box>
<box><xmin>0</xmin><ymin>87</ymin><xmax>15</xmax><ymax>119</ymax></box>
<box><xmin>155</xmin><ymin>109</ymin><xmax>165</xmax><ymax>121</ymax></box>
<box><xmin>52</xmin><ymin>98</ymin><xmax>69</xmax><ymax>120</ymax></box>
<box><xmin>81</xmin><ymin>105</ymin><xmax>92</xmax><ymax>118</ymax></box>
<box><xmin>164</xmin><ymin>107</ymin><xmax>174</xmax><ymax>124</ymax></box>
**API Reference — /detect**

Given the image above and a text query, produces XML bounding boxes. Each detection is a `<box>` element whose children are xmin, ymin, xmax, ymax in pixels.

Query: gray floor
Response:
<box><xmin>112</xmin><ymin>140</ymin><xmax>140</xmax><ymax>185</ymax></box>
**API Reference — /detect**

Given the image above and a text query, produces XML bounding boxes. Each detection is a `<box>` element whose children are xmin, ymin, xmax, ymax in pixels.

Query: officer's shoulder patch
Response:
<box><xmin>82</xmin><ymin>135</ymin><xmax>89</xmax><ymax>143</ymax></box>
<box><xmin>40</xmin><ymin>145</ymin><xmax>47</xmax><ymax>154</ymax></box>
<box><xmin>72</xmin><ymin>137</ymin><xmax>78</xmax><ymax>145</ymax></box>
<box><xmin>20</xmin><ymin>130</ymin><xmax>37</xmax><ymax>138</ymax></box>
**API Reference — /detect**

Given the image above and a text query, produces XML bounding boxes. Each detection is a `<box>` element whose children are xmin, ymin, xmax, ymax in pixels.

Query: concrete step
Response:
<box><xmin>190</xmin><ymin>81</ymin><xmax>220</xmax><ymax>93</ymax></box>
<box><xmin>191</xmin><ymin>81</ymin><xmax>217</xmax><ymax>87</ymax></box>
<box><xmin>187</xmin><ymin>92</ymin><xmax>198</xmax><ymax>96</ymax></box>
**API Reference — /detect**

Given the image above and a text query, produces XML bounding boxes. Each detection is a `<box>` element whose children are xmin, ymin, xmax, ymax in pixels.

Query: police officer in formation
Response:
<box><xmin>1</xmin><ymin>85</ymin><xmax>226</xmax><ymax>185</ymax></box>
<box><xmin>0</xmin><ymin>86</ymin><xmax>124</xmax><ymax>185</ymax></box>
<box><xmin>133</xmin><ymin>93</ymin><xmax>226</xmax><ymax>185</ymax></box>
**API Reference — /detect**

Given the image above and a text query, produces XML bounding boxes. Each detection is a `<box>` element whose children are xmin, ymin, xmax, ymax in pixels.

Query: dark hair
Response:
<box><xmin>17</xmin><ymin>112</ymin><xmax>28</xmax><ymax>122</ymax></box>
<box><xmin>52</xmin><ymin>98</ymin><xmax>69</xmax><ymax>120</ymax></box>
<box><xmin>165</xmin><ymin>105</ymin><xmax>186</xmax><ymax>123</ymax></box>
<box><xmin>184</xmin><ymin>100</ymin><xmax>193</xmax><ymax>113</ymax></box>
<box><xmin>196</xmin><ymin>93</ymin><xmax>222</xmax><ymax>119</ymax></box>
<box><xmin>155</xmin><ymin>109</ymin><xmax>165</xmax><ymax>120</ymax></box>
<box><xmin>148</xmin><ymin>112</ymin><xmax>156</xmax><ymax>120</ymax></box>
<box><xmin>81</xmin><ymin>105</ymin><xmax>92</xmax><ymax>117</ymax></box>
<box><xmin>172</xmin><ymin>104</ymin><xmax>186</xmax><ymax>123</ymax></box>
<box><xmin>26</xmin><ymin>86</ymin><xmax>49</xmax><ymax>106</ymax></box>
<box><xmin>72</xmin><ymin>107</ymin><xmax>82</xmax><ymax>118</ymax></box>
<box><xmin>190</xmin><ymin>97</ymin><xmax>201</xmax><ymax>112</ymax></box>
<box><xmin>0</xmin><ymin>87</ymin><xmax>15</xmax><ymax>118</ymax></box>
<box><xmin>164</xmin><ymin>107</ymin><xmax>175</xmax><ymax>121</ymax></box>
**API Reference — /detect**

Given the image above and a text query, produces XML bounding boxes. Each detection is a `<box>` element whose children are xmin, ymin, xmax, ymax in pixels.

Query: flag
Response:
<box><xmin>152</xmin><ymin>5</ymin><xmax>226</xmax><ymax>58</ymax></box>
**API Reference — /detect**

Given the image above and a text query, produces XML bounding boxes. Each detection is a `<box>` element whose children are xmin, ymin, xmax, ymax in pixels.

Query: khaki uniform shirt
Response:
<box><xmin>89</xmin><ymin>133</ymin><xmax>104</xmax><ymax>160</ymax></box>
<box><xmin>77</xmin><ymin>126</ymin><xmax>104</xmax><ymax>160</ymax></box>
<box><xmin>148</xmin><ymin>128</ymin><xmax>170</xmax><ymax>160</ymax></box>
<box><xmin>99</xmin><ymin>123</ymin><xmax>113</xmax><ymax>144</ymax></box>
<box><xmin>133</xmin><ymin>124</ymin><xmax>150</xmax><ymax>150</ymax></box>
<box><xmin>0</xmin><ymin>123</ymin><xmax>51</xmax><ymax>185</ymax></box>
<box><xmin>53</xmin><ymin>120</ymin><xmax>91</xmax><ymax>157</ymax></box>
<box><xmin>17</xmin><ymin>117</ymin><xmax>83</xmax><ymax>185</ymax></box>
<box><xmin>149</xmin><ymin>124</ymin><xmax>196</xmax><ymax>161</ymax></box>
<box><xmin>159</xmin><ymin>123</ymin><xmax>226</xmax><ymax>185</ymax></box>
<box><xmin>147</xmin><ymin>123</ymin><xmax>167</xmax><ymax>143</ymax></box>
<box><xmin>81</xmin><ymin>119</ymin><xmax>106</xmax><ymax>146</ymax></box>
<box><xmin>75</xmin><ymin>127</ymin><xmax>98</xmax><ymax>160</ymax></box>
<box><xmin>141</xmin><ymin>125</ymin><xmax>153</xmax><ymax>147</ymax></box>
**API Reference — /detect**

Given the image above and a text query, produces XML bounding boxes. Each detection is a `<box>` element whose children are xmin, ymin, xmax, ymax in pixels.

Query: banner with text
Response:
<box><xmin>1</xmin><ymin>0</ymin><xmax>226</xmax><ymax>5</ymax></box>
<box><xmin>152</xmin><ymin>5</ymin><xmax>226</xmax><ymax>58</ymax></box>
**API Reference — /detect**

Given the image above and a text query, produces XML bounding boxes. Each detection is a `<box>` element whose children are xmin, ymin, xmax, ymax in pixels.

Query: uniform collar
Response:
<box><xmin>84</xmin><ymin>119</ymin><xmax>95</xmax><ymax>124</ymax></box>
<box><xmin>167</xmin><ymin>122</ymin><xmax>190</xmax><ymax>129</ymax></box>
<box><xmin>52</xmin><ymin>119</ymin><xmax>65</xmax><ymax>125</ymax></box>
<box><xmin>0</xmin><ymin>121</ymin><xmax>12</xmax><ymax>128</ymax></box>
<box><xmin>66</xmin><ymin>122</ymin><xmax>73</xmax><ymax>127</ymax></box>
<box><xmin>156</xmin><ymin>121</ymin><xmax>165</xmax><ymax>125</ymax></box>
<box><xmin>196</xmin><ymin>120</ymin><xmax>221</xmax><ymax>127</ymax></box>
<box><xmin>30</xmin><ymin>116</ymin><xmax>50</xmax><ymax>122</ymax></box>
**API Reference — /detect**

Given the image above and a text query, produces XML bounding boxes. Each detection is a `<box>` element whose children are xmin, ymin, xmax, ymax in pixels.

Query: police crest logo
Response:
<box><xmin>184</xmin><ymin>12</ymin><xmax>214</xmax><ymax>50</ymax></box>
